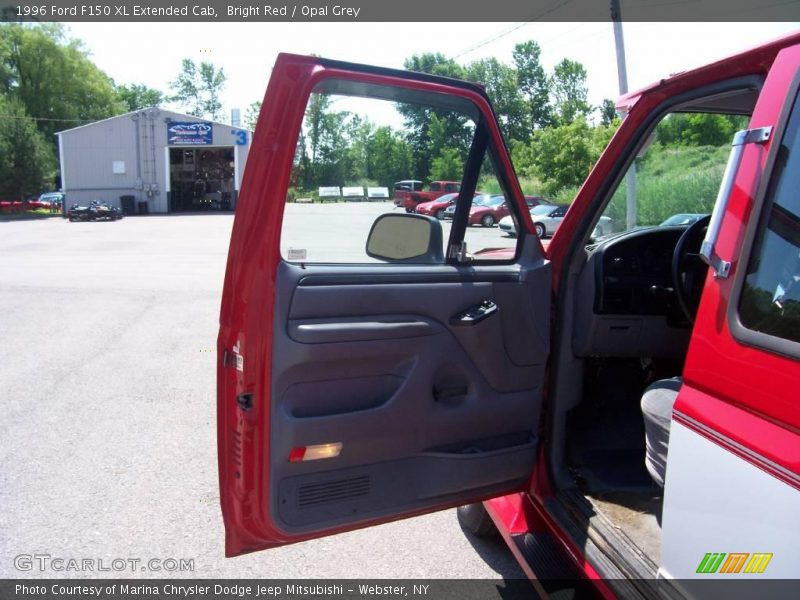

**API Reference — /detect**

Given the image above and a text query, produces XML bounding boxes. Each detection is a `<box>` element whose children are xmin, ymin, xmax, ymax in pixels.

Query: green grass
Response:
<box><xmin>0</xmin><ymin>208</ymin><xmax>61</xmax><ymax>222</ymax></box>
<box><xmin>515</xmin><ymin>144</ymin><xmax>730</xmax><ymax>222</ymax></box>
<box><xmin>477</xmin><ymin>175</ymin><xmax>544</xmax><ymax>197</ymax></box>
<box><xmin>605</xmin><ymin>145</ymin><xmax>728</xmax><ymax>226</ymax></box>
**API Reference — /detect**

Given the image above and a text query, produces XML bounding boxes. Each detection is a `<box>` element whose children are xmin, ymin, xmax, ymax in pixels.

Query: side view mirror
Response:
<box><xmin>366</xmin><ymin>214</ymin><xmax>444</xmax><ymax>263</ymax></box>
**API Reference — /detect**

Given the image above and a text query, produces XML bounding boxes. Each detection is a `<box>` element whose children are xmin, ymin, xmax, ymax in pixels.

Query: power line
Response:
<box><xmin>452</xmin><ymin>23</ymin><xmax>531</xmax><ymax>60</ymax></box>
<box><xmin>0</xmin><ymin>114</ymin><xmax>97</xmax><ymax>123</ymax></box>
<box><xmin>451</xmin><ymin>0</ymin><xmax>575</xmax><ymax>59</ymax></box>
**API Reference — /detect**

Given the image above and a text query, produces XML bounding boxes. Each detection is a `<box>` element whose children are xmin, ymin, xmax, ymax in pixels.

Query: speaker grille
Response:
<box><xmin>298</xmin><ymin>475</ymin><xmax>370</xmax><ymax>508</ymax></box>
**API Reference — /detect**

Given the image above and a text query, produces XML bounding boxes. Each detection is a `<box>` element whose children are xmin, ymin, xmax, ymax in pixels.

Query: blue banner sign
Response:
<box><xmin>167</xmin><ymin>121</ymin><xmax>213</xmax><ymax>145</ymax></box>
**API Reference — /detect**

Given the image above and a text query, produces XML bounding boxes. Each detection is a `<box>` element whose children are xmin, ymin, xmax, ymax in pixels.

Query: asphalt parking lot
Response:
<box><xmin>0</xmin><ymin>204</ymin><xmax>524</xmax><ymax>582</ymax></box>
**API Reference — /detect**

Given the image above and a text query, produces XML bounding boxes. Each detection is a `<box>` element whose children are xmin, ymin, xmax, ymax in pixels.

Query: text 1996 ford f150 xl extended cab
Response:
<box><xmin>218</xmin><ymin>33</ymin><xmax>800</xmax><ymax>597</ymax></box>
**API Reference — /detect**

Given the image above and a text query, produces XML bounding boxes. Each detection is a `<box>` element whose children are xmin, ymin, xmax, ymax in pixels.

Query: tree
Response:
<box><xmin>344</xmin><ymin>116</ymin><xmax>374</xmax><ymax>184</ymax></box>
<box><xmin>429</xmin><ymin>148</ymin><xmax>463</xmax><ymax>181</ymax></box>
<box><xmin>244</xmin><ymin>100</ymin><xmax>261</xmax><ymax>131</ymax></box>
<box><xmin>0</xmin><ymin>96</ymin><xmax>56</xmax><ymax>199</ymax></box>
<box><xmin>305</xmin><ymin>92</ymin><xmax>332</xmax><ymax>168</ymax></box>
<box><xmin>400</xmin><ymin>53</ymin><xmax>471</xmax><ymax>180</ymax></box>
<box><xmin>1</xmin><ymin>23</ymin><xmax>121</xmax><ymax>193</ymax></box>
<box><xmin>466</xmin><ymin>58</ymin><xmax>527</xmax><ymax>143</ymax></box>
<box><xmin>0</xmin><ymin>23</ymin><xmax>122</xmax><ymax>146</ymax></box>
<box><xmin>656</xmin><ymin>113</ymin><xmax>747</xmax><ymax>146</ymax></box>
<box><xmin>199</xmin><ymin>61</ymin><xmax>225</xmax><ymax>120</ymax></box>
<box><xmin>550</xmin><ymin>59</ymin><xmax>591</xmax><ymax>124</ymax></box>
<box><xmin>404</xmin><ymin>53</ymin><xmax>466</xmax><ymax>79</ymax></box>
<box><xmin>116</xmin><ymin>83</ymin><xmax>164</xmax><ymax>111</ymax></box>
<box><xmin>170</xmin><ymin>58</ymin><xmax>227</xmax><ymax>120</ymax></box>
<box><xmin>516</xmin><ymin>117</ymin><xmax>597</xmax><ymax>196</ymax></box>
<box><xmin>599</xmin><ymin>99</ymin><xmax>617</xmax><ymax>127</ymax></box>
<box><xmin>365</xmin><ymin>126</ymin><xmax>412</xmax><ymax>188</ymax></box>
<box><xmin>513</xmin><ymin>41</ymin><xmax>552</xmax><ymax>131</ymax></box>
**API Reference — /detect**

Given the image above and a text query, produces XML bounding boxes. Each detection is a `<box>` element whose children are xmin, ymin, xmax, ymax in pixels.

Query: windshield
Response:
<box><xmin>486</xmin><ymin>196</ymin><xmax>505</xmax><ymax>206</ymax></box>
<box><xmin>531</xmin><ymin>204</ymin><xmax>557</xmax><ymax>216</ymax></box>
<box><xmin>659</xmin><ymin>213</ymin><xmax>704</xmax><ymax>226</ymax></box>
<box><xmin>472</xmin><ymin>194</ymin><xmax>493</xmax><ymax>206</ymax></box>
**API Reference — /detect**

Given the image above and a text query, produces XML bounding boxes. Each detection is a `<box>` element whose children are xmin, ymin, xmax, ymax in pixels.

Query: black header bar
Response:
<box><xmin>2</xmin><ymin>0</ymin><xmax>800</xmax><ymax>22</ymax></box>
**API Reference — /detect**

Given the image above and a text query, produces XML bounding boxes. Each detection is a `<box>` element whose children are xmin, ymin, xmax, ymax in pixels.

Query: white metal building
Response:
<box><xmin>56</xmin><ymin>108</ymin><xmax>251</xmax><ymax>214</ymax></box>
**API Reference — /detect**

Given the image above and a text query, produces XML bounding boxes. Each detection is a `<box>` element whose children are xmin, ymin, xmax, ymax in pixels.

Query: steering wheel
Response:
<box><xmin>671</xmin><ymin>215</ymin><xmax>711</xmax><ymax>323</ymax></box>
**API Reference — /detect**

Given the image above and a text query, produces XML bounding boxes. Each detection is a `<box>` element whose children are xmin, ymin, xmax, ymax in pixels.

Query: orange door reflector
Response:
<box><xmin>288</xmin><ymin>443</ymin><xmax>343</xmax><ymax>462</ymax></box>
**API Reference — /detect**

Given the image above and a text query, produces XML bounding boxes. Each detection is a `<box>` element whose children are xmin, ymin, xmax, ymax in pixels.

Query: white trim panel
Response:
<box><xmin>58</xmin><ymin>133</ymin><xmax>66</xmax><ymax>190</ymax></box>
<box><xmin>164</xmin><ymin>146</ymin><xmax>171</xmax><ymax>193</ymax></box>
<box><xmin>660</xmin><ymin>422</ymin><xmax>800</xmax><ymax>579</ymax></box>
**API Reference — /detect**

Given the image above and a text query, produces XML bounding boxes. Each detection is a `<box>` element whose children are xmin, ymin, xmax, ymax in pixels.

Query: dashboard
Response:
<box><xmin>594</xmin><ymin>228</ymin><xmax>684</xmax><ymax>316</ymax></box>
<box><xmin>572</xmin><ymin>226</ymin><xmax>694</xmax><ymax>359</ymax></box>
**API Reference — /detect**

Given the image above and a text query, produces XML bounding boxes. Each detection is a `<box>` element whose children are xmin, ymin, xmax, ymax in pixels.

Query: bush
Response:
<box><xmin>604</xmin><ymin>146</ymin><xmax>728</xmax><ymax>226</ymax></box>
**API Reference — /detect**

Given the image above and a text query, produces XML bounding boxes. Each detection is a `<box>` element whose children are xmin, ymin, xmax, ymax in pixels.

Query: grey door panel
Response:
<box><xmin>270</xmin><ymin>241</ymin><xmax>551</xmax><ymax>534</ymax></box>
<box><xmin>277</xmin><ymin>441</ymin><xmax>536</xmax><ymax>528</ymax></box>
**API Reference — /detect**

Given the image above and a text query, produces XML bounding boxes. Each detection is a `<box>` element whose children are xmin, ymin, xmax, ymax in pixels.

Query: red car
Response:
<box><xmin>463</xmin><ymin>194</ymin><xmax>547</xmax><ymax>227</ymax></box>
<box><xmin>465</xmin><ymin>194</ymin><xmax>510</xmax><ymax>227</ymax></box>
<box><xmin>218</xmin><ymin>37</ymin><xmax>800</xmax><ymax>589</ymax></box>
<box><xmin>413</xmin><ymin>192</ymin><xmax>459</xmax><ymax>219</ymax></box>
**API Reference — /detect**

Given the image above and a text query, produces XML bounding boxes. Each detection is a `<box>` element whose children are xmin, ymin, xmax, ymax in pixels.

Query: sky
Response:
<box><xmin>64</xmin><ymin>22</ymin><xmax>800</xmax><ymax>121</ymax></box>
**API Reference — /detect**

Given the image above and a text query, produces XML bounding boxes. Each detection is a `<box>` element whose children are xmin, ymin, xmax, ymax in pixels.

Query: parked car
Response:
<box><xmin>523</xmin><ymin>195</ymin><xmax>551</xmax><ymax>208</ymax></box>
<box><xmin>414</xmin><ymin>193</ymin><xmax>460</xmax><ymax>218</ymax></box>
<box><xmin>218</xmin><ymin>38</ymin><xmax>800</xmax><ymax>588</ymax></box>
<box><xmin>528</xmin><ymin>203</ymin><xmax>569</xmax><ymax>237</ymax></box>
<box><xmin>660</xmin><ymin>213</ymin><xmax>707</xmax><ymax>226</ymax></box>
<box><xmin>468</xmin><ymin>194</ymin><xmax>511</xmax><ymax>227</ymax></box>
<box><xmin>498</xmin><ymin>197</ymin><xmax>554</xmax><ymax>237</ymax></box>
<box><xmin>522</xmin><ymin>203</ymin><xmax>614</xmax><ymax>238</ymax></box>
<box><xmin>441</xmin><ymin>194</ymin><xmax>507</xmax><ymax>226</ymax></box>
<box><xmin>38</xmin><ymin>191</ymin><xmax>65</xmax><ymax>211</ymax></box>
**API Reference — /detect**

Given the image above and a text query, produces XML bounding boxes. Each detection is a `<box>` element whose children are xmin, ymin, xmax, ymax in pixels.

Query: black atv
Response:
<box><xmin>68</xmin><ymin>200</ymin><xmax>124</xmax><ymax>222</ymax></box>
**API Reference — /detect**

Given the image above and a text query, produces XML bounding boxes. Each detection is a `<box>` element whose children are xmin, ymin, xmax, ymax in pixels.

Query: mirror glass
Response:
<box><xmin>366</xmin><ymin>214</ymin><xmax>441</xmax><ymax>262</ymax></box>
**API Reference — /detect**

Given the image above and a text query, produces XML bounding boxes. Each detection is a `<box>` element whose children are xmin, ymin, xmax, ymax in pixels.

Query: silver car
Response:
<box><xmin>500</xmin><ymin>204</ymin><xmax>613</xmax><ymax>238</ymax></box>
<box><xmin>530</xmin><ymin>204</ymin><xmax>569</xmax><ymax>238</ymax></box>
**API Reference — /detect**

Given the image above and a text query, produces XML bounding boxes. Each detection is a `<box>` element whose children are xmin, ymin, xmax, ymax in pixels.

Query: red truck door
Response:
<box><xmin>217</xmin><ymin>54</ymin><xmax>550</xmax><ymax>556</ymax></box>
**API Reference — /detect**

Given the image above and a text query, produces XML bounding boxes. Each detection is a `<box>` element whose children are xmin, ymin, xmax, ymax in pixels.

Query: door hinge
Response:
<box><xmin>700</xmin><ymin>126</ymin><xmax>772</xmax><ymax>279</ymax></box>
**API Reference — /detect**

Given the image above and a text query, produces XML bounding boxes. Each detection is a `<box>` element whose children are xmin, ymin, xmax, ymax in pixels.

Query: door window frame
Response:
<box><xmin>280</xmin><ymin>73</ymin><xmax>530</xmax><ymax>267</ymax></box>
<box><xmin>728</xmin><ymin>69</ymin><xmax>800</xmax><ymax>360</ymax></box>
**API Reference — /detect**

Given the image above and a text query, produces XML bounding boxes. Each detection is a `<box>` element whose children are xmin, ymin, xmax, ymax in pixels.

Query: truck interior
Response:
<box><xmin>544</xmin><ymin>79</ymin><xmax>761</xmax><ymax>579</ymax></box>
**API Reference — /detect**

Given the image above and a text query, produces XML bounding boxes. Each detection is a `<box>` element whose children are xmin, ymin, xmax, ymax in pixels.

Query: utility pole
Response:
<box><xmin>611</xmin><ymin>0</ymin><xmax>636</xmax><ymax>230</ymax></box>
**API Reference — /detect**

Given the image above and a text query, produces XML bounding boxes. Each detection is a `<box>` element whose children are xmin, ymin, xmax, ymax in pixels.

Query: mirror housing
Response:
<box><xmin>366</xmin><ymin>214</ymin><xmax>444</xmax><ymax>263</ymax></box>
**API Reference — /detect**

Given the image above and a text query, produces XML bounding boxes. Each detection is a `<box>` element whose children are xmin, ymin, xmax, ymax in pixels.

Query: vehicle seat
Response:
<box><xmin>641</xmin><ymin>377</ymin><xmax>682</xmax><ymax>487</ymax></box>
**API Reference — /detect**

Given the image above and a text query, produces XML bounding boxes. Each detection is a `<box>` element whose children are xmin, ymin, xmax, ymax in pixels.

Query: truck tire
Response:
<box><xmin>457</xmin><ymin>503</ymin><xmax>499</xmax><ymax>538</ymax></box>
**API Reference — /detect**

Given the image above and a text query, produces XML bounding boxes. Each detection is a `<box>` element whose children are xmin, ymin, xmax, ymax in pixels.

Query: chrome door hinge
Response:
<box><xmin>700</xmin><ymin>126</ymin><xmax>772</xmax><ymax>279</ymax></box>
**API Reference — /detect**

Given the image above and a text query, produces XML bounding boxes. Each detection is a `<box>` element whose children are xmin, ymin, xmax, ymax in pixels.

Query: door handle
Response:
<box><xmin>449</xmin><ymin>300</ymin><xmax>498</xmax><ymax>326</ymax></box>
<box><xmin>433</xmin><ymin>385</ymin><xmax>468</xmax><ymax>402</ymax></box>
